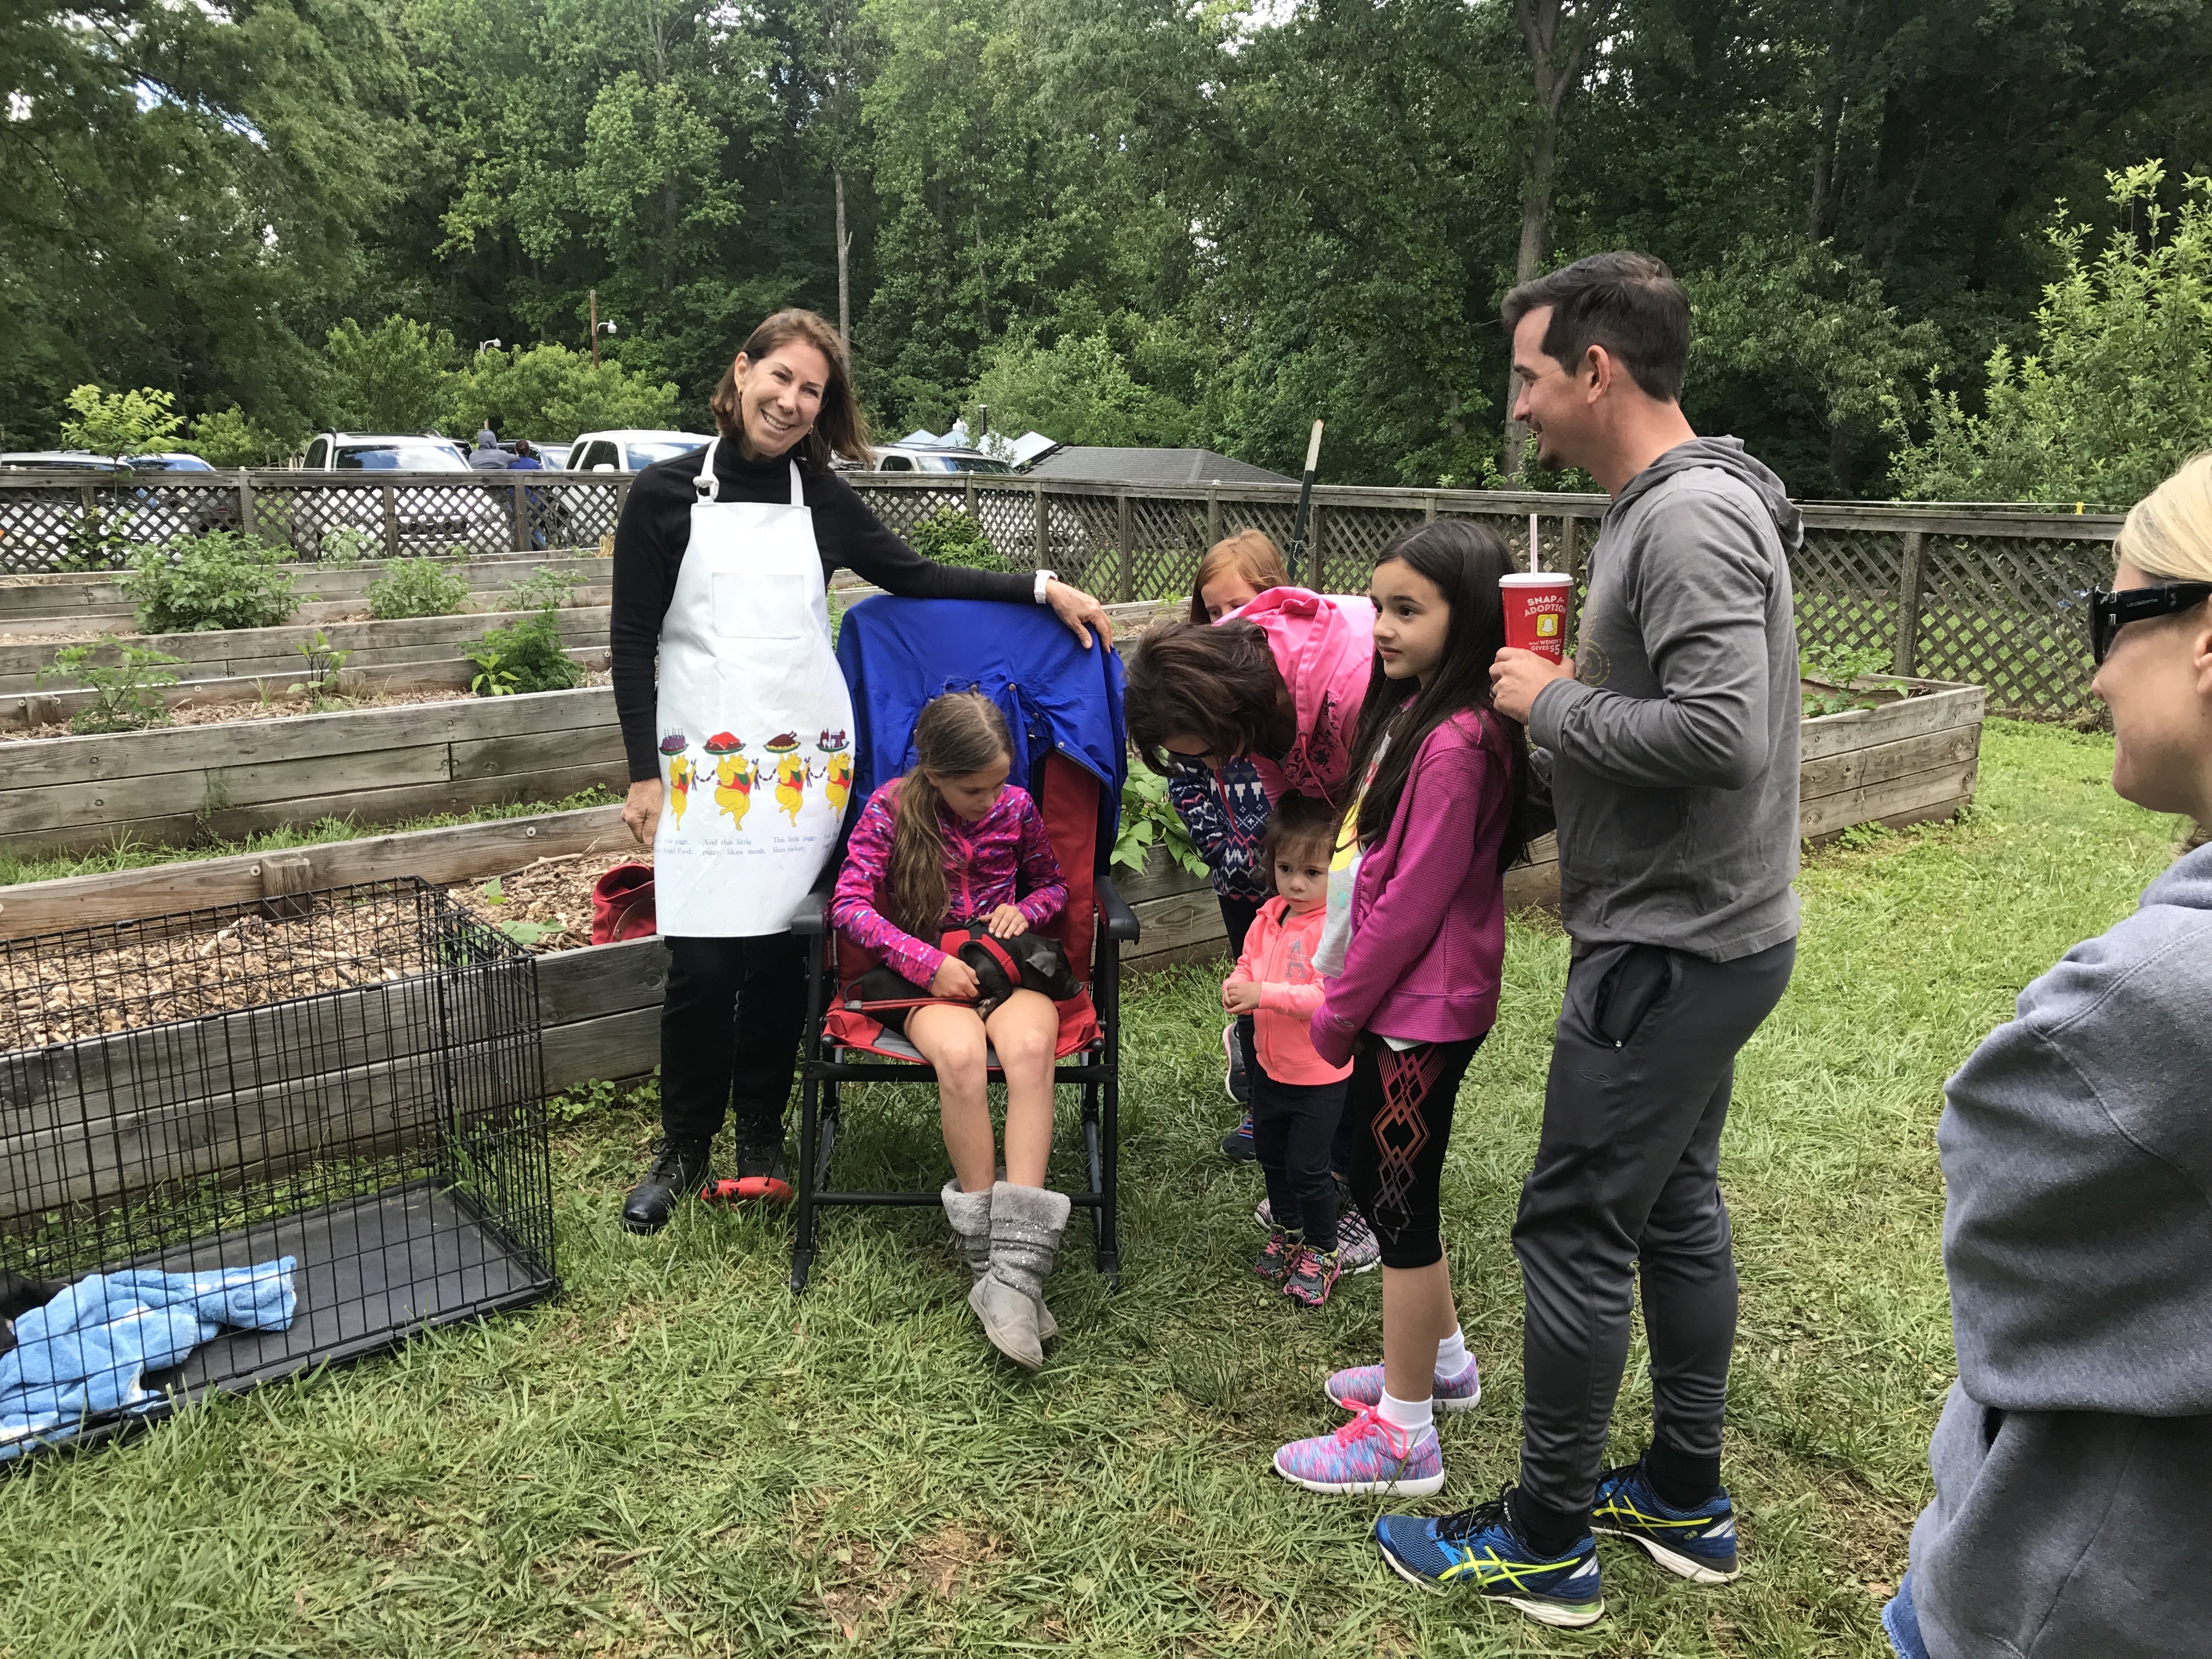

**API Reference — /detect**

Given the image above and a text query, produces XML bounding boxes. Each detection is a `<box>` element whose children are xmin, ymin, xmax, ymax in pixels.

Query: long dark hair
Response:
<box><xmin>708</xmin><ymin>309</ymin><xmax>871</xmax><ymax>472</ymax></box>
<box><xmin>1124</xmin><ymin>618</ymin><xmax>1283</xmax><ymax>776</ymax></box>
<box><xmin>1344</xmin><ymin>519</ymin><xmax>1532</xmax><ymax>872</ymax></box>
<box><xmin>887</xmin><ymin>692</ymin><xmax>1013</xmax><ymax>936</ymax></box>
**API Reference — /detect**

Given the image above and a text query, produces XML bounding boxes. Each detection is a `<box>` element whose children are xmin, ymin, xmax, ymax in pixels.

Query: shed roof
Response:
<box><xmin>1024</xmin><ymin>446</ymin><xmax>1295</xmax><ymax>486</ymax></box>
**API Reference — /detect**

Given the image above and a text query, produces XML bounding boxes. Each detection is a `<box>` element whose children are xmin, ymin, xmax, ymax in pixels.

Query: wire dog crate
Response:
<box><xmin>1</xmin><ymin>877</ymin><xmax>555</xmax><ymax>1457</ymax></box>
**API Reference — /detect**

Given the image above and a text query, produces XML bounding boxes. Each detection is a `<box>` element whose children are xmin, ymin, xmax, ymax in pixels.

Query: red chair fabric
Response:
<box><xmin>822</xmin><ymin>755</ymin><xmax>1103</xmax><ymax>1060</ymax></box>
<box><xmin>589</xmin><ymin>862</ymin><xmax>657</xmax><ymax>943</ymax></box>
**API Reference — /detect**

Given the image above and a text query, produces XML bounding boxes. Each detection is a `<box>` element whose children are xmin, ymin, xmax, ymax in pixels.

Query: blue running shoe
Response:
<box><xmin>1589</xmin><ymin>1457</ymin><xmax>1740</xmax><ymax>1584</ymax></box>
<box><xmin>1374</xmin><ymin>1489</ymin><xmax>1603</xmax><ymax>1628</ymax></box>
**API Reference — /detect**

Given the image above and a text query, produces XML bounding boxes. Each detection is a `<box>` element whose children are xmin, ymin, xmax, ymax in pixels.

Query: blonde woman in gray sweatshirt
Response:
<box><xmin>1888</xmin><ymin>454</ymin><xmax>2212</xmax><ymax>1658</ymax></box>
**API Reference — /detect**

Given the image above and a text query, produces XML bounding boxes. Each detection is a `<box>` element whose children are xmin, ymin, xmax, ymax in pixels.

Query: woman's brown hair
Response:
<box><xmin>886</xmin><ymin>691</ymin><xmax>1014</xmax><ymax>938</ymax></box>
<box><xmin>708</xmin><ymin>309</ymin><xmax>872</xmax><ymax>472</ymax></box>
<box><xmin>1187</xmin><ymin>529</ymin><xmax>1287</xmax><ymax>623</ymax></box>
<box><xmin>1124</xmin><ymin>619</ymin><xmax>1285</xmax><ymax>778</ymax></box>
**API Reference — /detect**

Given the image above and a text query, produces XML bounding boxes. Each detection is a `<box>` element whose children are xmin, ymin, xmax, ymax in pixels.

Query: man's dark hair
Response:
<box><xmin>1500</xmin><ymin>251</ymin><xmax>1690</xmax><ymax>404</ymax></box>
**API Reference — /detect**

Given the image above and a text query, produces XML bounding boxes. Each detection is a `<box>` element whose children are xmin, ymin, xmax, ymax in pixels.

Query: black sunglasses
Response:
<box><xmin>2088</xmin><ymin>583</ymin><xmax>2212</xmax><ymax>665</ymax></box>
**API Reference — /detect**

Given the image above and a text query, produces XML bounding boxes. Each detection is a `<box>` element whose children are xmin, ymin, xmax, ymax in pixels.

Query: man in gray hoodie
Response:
<box><xmin>1373</xmin><ymin>252</ymin><xmax>1803</xmax><ymax>1628</ymax></box>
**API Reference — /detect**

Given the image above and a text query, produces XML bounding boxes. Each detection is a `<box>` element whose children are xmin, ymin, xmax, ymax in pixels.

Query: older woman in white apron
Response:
<box><xmin>611</xmin><ymin>309</ymin><xmax>1113</xmax><ymax>1233</ymax></box>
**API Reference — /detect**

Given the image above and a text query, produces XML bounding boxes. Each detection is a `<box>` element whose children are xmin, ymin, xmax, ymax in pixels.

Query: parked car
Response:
<box><xmin>0</xmin><ymin>450</ymin><xmax>239</xmax><ymax>555</ymax></box>
<box><xmin>864</xmin><ymin>445</ymin><xmax>1016</xmax><ymax>474</ymax></box>
<box><xmin>293</xmin><ymin>431</ymin><xmax>506</xmax><ymax>555</ymax></box>
<box><xmin>567</xmin><ymin>430</ymin><xmax>713</xmax><ymax>473</ymax></box>
<box><xmin>535</xmin><ymin>442</ymin><xmax>573</xmax><ymax>470</ymax></box>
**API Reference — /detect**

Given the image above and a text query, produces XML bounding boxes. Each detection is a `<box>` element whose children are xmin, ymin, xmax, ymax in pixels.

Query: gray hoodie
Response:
<box><xmin>1527</xmin><ymin>436</ymin><xmax>1803</xmax><ymax>960</ymax></box>
<box><xmin>1909</xmin><ymin>842</ymin><xmax>2212</xmax><ymax>1658</ymax></box>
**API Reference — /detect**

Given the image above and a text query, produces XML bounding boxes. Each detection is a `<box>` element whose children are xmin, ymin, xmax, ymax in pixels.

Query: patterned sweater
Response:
<box><xmin>1166</xmin><ymin>756</ymin><xmax>1272</xmax><ymax>900</ymax></box>
<box><xmin>830</xmin><ymin>778</ymin><xmax>1068</xmax><ymax>988</ymax></box>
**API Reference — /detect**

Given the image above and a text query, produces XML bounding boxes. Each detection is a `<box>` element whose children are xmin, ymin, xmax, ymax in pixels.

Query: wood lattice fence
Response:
<box><xmin>0</xmin><ymin>469</ymin><xmax>2121</xmax><ymax>716</ymax></box>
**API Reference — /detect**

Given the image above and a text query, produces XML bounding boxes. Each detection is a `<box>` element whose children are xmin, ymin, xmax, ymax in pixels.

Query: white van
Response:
<box><xmin>567</xmin><ymin>430</ymin><xmax>713</xmax><ymax>473</ymax></box>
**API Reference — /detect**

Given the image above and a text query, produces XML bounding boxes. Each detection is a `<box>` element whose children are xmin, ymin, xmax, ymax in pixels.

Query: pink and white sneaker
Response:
<box><xmin>1272</xmin><ymin>1404</ymin><xmax>1445</xmax><ymax>1496</ymax></box>
<box><xmin>1325</xmin><ymin>1356</ymin><xmax>1482</xmax><ymax>1414</ymax></box>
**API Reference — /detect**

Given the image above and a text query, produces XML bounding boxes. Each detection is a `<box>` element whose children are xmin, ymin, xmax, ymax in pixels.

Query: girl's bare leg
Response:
<box><xmin>984</xmin><ymin>989</ymin><xmax>1060</xmax><ymax>1188</ymax></box>
<box><xmin>905</xmin><ymin>1004</ymin><xmax>994</xmax><ymax>1194</ymax></box>
<box><xmin>1382</xmin><ymin>1259</ymin><xmax>1459</xmax><ymax>1403</ymax></box>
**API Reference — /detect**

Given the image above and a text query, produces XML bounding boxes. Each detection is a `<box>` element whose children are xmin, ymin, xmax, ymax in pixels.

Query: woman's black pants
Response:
<box><xmin>658</xmin><ymin>932</ymin><xmax>811</xmax><ymax>1150</ymax></box>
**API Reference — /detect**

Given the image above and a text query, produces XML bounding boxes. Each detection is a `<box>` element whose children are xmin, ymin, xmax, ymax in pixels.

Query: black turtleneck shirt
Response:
<box><xmin>608</xmin><ymin>443</ymin><xmax>1032</xmax><ymax>782</ymax></box>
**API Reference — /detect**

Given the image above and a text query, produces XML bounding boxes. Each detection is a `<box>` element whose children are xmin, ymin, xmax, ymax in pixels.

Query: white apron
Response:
<box><xmin>651</xmin><ymin>442</ymin><xmax>856</xmax><ymax>936</ymax></box>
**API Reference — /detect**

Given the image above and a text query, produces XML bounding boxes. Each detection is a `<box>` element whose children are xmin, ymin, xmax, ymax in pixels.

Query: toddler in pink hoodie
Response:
<box><xmin>1223</xmin><ymin>794</ymin><xmax>1356</xmax><ymax>1307</ymax></box>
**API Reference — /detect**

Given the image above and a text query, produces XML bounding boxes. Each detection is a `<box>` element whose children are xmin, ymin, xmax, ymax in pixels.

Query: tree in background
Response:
<box><xmin>1686</xmin><ymin>238</ymin><xmax>1946</xmax><ymax>496</ymax></box>
<box><xmin>58</xmin><ymin>387</ymin><xmax>185</xmax><ymax>457</ymax></box>
<box><xmin>324</xmin><ymin>318</ymin><xmax>458</xmax><ymax>433</ymax></box>
<box><xmin>1891</xmin><ymin>164</ymin><xmax>2212</xmax><ymax>508</ymax></box>
<box><xmin>445</xmin><ymin>344</ymin><xmax>681</xmax><ymax>439</ymax></box>
<box><xmin>0</xmin><ymin>0</ymin><xmax>411</xmax><ymax>447</ymax></box>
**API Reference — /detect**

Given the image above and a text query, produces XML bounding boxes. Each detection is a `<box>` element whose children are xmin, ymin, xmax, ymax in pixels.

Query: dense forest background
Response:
<box><xmin>7</xmin><ymin>0</ymin><xmax>2212</xmax><ymax>497</ymax></box>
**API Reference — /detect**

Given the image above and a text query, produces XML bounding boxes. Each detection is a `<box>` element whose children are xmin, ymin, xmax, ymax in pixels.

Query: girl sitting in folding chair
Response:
<box><xmin>827</xmin><ymin>691</ymin><xmax>1075</xmax><ymax>1370</ymax></box>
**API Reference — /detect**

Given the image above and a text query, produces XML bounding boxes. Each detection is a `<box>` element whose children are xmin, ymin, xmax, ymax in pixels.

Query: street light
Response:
<box><xmin>478</xmin><ymin>338</ymin><xmax>503</xmax><ymax>353</ymax></box>
<box><xmin>588</xmin><ymin>288</ymin><xmax>618</xmax><ymax>366</ymax></box>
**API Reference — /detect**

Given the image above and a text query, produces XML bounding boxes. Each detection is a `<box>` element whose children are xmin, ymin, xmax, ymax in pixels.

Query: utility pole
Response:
<box><xmin>590</xmin><ymin>289</ymin><xmax>600</xmax><ymax>367</ymax></box>
<box><xmin>834</xmin><ymin>170</ymin><xmax>853</xmax><ymax>351</ymax></box>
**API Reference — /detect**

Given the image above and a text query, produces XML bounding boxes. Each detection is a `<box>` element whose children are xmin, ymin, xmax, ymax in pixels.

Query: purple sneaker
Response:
<box><xmin>1273</xmin><ymin>1404</ymin><xmax>1445</xmax><ymax>1496</ymax></box>
<box><xmin>1282</xmin><ymin>1244</ymin><xmax>1341</xmax><ymax>1307</ymax></box>
<box><xmin>1325</xmin><ymin>1356</ymin><xmax>1482</xmax><ymax>1414</ymax></box>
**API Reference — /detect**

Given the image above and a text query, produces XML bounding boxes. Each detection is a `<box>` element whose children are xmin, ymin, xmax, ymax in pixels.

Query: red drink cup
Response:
<box><xmin>1501</xmin><ymin>572</ymin><xmax>1573</xmax><ymax>663</ymax></box>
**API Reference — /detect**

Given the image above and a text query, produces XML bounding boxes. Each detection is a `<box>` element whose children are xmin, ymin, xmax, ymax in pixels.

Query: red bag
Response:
<box><xmin>590</xmin><ymin>863</ymin><xmax>657</xmax><ymax>943</ymax></box>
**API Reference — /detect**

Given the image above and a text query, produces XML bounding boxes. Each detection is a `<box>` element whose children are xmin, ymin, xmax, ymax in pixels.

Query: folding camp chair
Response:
<box><xmin>787</xmin><ymin>596</ymin><xmax>1138</xmax><ymax>1294</ymax></box>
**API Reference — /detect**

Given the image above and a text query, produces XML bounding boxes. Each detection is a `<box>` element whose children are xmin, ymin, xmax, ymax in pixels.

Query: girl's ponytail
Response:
<box><xmin>884</xmin><ymin>691</ymin><xmax>1015</xmax><ymax>936</ymax></box>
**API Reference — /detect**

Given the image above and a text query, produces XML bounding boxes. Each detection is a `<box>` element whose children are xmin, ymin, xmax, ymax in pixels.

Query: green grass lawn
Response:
<box><xmin>0</xmin><ymin>720</ymin><xmax>2189</xmax><ymax>1658</ymax></box>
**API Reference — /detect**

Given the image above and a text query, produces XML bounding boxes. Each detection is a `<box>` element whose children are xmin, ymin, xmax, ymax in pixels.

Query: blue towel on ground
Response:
<box><xmin>0</xmin><ymin>1259</ymin><xmax>297</xmax><ymax>1457</ymax></box>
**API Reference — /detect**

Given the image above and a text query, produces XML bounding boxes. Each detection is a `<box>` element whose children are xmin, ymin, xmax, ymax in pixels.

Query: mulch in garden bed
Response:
<box><xmin>441</xmin><ymin>847</ymin><xmax>653</xmax><ymax>955</ymax></box>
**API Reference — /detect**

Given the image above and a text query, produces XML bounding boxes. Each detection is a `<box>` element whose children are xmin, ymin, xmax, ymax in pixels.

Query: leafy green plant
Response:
<box><xmin>315</xmin><ymin>526</ymin><xmax>376</xmax><ymax>568</ymax></box>
<box><xmin>364</xmin><ymin>555</ymin><xmax>471</xmax><ymax>620</ymax></box>
<box><xmin>501</xmin><ymin>567</ymin><xmax>583</xmax><ymax>611</ymax></box>
<box><xmin>59</xmin><ymin>384</ymin><xmax>184</xmax><ymax>456</ymax></box>
<box><xmin>497</xmin><ymin>918</ymin><xmax>565</xmax><ymax>947</ymax></box>
<box><xmin>1114</xmin><ymin>765</ymin><xmax>1207</xmax><ymax>876</ymax></box>
<box><xmin>120</xmin><ymin>532</ymin><xmax>296</xmax><ymax>633</ymax></box>
<box><xmin>287</xmin><ymin>629</ymin><xmax>352</xmax><ymax>705</ymax></box>
<box><xmin>1801</xmin><ymin>644</ymin><xmax>1894</xmax><ymax>718</ymax></box>
<box><xmin>37</xmin><ymin>644</ymin><xmax>184</xmax><ymax>733</ymax></box>
<box><xmin>464</xmin><ymin>606</ymin><xmax>580</xmax><ymax>696</ymax></box>
<box><xmin>907</xmin><ymin>506</ymin><xmax>1008</xmax><ymax>571</ymax></box>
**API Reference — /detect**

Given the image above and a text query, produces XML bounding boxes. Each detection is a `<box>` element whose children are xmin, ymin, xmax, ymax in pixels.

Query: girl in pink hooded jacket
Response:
<box><xmin>1270</xmin><ymin>520</ymin><xmax>1528</xmax><ymax>1503</ymax></box>
<box><xmin>1125</xmin><ymin>585</ymin><xmax>1375</xmax><ymax>806</ymax></box>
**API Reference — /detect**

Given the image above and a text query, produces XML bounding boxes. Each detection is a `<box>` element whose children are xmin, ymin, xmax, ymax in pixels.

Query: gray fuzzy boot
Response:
<box><xmin>969</xmin><ymin>1181</ymin><xmax>1071</xmax><ymax>1370</ymax></box>
<box><xmin>942</xmin><ymin>1179</ymin><xmax>1056</xmax><ymax>1340</ymax></box>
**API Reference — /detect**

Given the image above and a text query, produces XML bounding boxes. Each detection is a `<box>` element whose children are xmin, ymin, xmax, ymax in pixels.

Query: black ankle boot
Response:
<box><xmin>622</xmin><ymin>1139</ymin><xmax>710</xmax><ymax>1234</ymax></box>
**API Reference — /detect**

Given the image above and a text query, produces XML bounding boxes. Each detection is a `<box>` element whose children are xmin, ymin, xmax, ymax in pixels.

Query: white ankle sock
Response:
<box><xmin>1435</xmin><ymin>1327</ymin><xmax>1472</xmax><ymax>1380</ymax></box>
<box><xmin>1378</xmin><ymin>1390</ymin><xmax>1435</xmax><ymax>1437</ymax></box>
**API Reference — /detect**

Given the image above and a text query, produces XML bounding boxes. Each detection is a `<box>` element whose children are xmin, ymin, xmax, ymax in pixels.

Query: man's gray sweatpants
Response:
<box><xmin>1513</xmin><ymin>935</ymin><xmax>1796</xmax><ymax>1525</ymax></box>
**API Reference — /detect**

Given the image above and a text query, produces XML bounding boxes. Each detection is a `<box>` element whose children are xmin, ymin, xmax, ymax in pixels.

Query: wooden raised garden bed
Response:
<box><xmin>0</xmin><ymin>804</ymin><xmax>663</xmax><ymax>1094</ymax></box>
<box><xmin>0</xmin><ymin>550</ymin><xmax>609</xmax><ymax>638</ymax></box>
<box><xmin>1</xmin><ymin>606</ymin><xmax>610</xmax><ymax>731</ymax></box>
<box><xmin>0</xmin><ymin>685</ymin><xmax>628</xmax><ymax>858</ymax></box>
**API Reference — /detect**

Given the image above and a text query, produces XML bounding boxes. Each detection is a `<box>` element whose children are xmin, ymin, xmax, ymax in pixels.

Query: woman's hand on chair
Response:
<box><xmin>984</xmin><ymin>904</ymin><xmax>1029</xmax><ymax>939</ymax></box>
<box><xmin>1044</xmin><ymin>579</ymin><xmax>1114</xmax><ymax>650</ymax></box>
<box><xmin>930</xmin><ymin>955</ymin><xmax>981</xmax><ymax>1000</ymax></box>
<box><xmin>622</xmin><ymin>778</ymin><xmax>663</xmax><ymax>847</ymax></box>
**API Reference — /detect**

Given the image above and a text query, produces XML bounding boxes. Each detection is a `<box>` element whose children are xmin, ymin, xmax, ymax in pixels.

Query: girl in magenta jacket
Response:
<box><xmin>1272</xmin><ymin>519</ymin><xmax>1530</xmax><ymax>1502</ymax></box>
